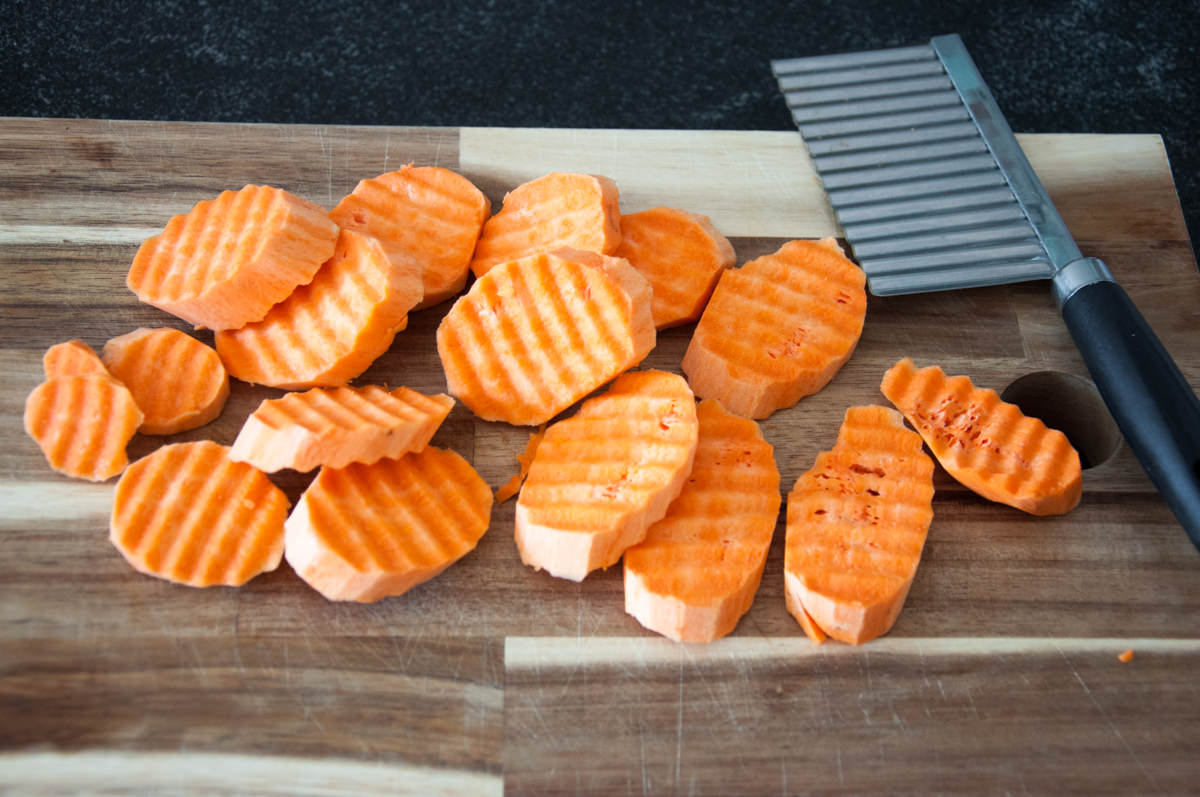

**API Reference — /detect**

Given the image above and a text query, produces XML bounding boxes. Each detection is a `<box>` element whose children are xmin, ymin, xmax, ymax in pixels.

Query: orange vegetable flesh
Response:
<box><xmin>880</xmin><ymin>357</ymin><xmax>1083</xmax><ymax>516</ymax></box>
<box><xmin>110</xmin><ymin>441</ymin><xmax>289</xmax><ymax>587</ymax></box>
<box><xmin>215</xmin><ymin>229</ymin><xmax>423</xmax><ymax>389</ymax></box>
<box><xmin>330</xmin><ymin>164</ymin><xmax>491</xmax><ymax>309</ymax></box>
<box><xmin>230</xmin><ymin>385</ymin><xmax>454</xmax><ymax>472</ymax></box>
<box><xmin>1118</xmin><ymin>649</ymin><xmax>1135</xmax><ymax>663</ymax></box>
<box><xmin>682</xmin><ymin>238</ymin><xmax>866</xmax><ymax>419</ymax></box>
<box><xmin>785</xmin><ymin>405</ymin><xmax>934</xmax><ymax>645</ymax></box>
<box><xmin>469</xmin><ymin>172</ymin><xmax>621</xmax><ymax>278</ymax></box>
<box><xmin>24</xmin><ymin>375</ymin><xmax>144</xmax><ymax>482</ymax></box>
<box><xmin>127</xmin><ymin>185</ymin><xmax>339</xmax><ymax>330</ymax></box>
<box><xmin>101</xmin><ymin>327</ymin><xmax>230</xmax><ymax>435</ymax></box>
<box><xmin>43</xmin><ymin>339</ymin><xmax>109</xmax><ymax>380</ymax></box>
<box><xmin>495</xmin><ymin>426</ymin><xmax>546</xmax><ymax>504</ymax></box>
<box><xmin>437</xmin><ymin>247</ymin><xmax>655</xmax><ymax>426</ymax></box>
<box><xmin>623</xmin><ymin>399</ymin><xmax>780</xmax><ymax>642</ymax></box>
<box><xmin>284</xmin><ymin>446</ymin><xmax>493</xmax><ymax>602</ymax></box>
<box><xmin>613</xmin><ymin>207</ymin><xmax>736</xmax><ymax>329</ymax></box>
<box><xmin>514</xmin><ymin>370</ymin><xmax>699</xmax><ymax>581</ymax></box>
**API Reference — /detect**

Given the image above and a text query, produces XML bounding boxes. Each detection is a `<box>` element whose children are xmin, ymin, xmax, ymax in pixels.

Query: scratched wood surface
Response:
<box><xmin>1</xmin><ymin>118</ymin><xmax>1198</xmax><ymax>795</ymax></box>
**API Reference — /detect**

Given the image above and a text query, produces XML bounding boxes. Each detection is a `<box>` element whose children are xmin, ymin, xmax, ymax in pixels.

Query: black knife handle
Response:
<box><xmin>1059</xmin><ymin>276</ymin><xmax>1200</xmax><ymax>549</ymax></box>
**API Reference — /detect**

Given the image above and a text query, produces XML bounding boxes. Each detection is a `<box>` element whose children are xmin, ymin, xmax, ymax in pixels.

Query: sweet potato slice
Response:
<box><xmin>230</xmin><ymin>385</ymin><xmax>454</xmax><ymax>472</ymax></box>
<box><xmin>127</xmin><ymin>185</ymin><xmax>339</xmax><ymax>330</ymax></box>
<box><xmin>880</xmin><ymin>357</ymin><xmax>1083</xmax><ymax>515</ymax></box>
<box><xmin>494</xmin><ymin>426</ymin><xmax>546</xmax><ymax>504</ymax></box>
<box><xmin>613</xmin><ymin>207</ymin><xmax>736</xmax><ymax>329</ymax></box>
<box><xmin>101</xmin><ymin>327</ymin><xmax>230</xmax><ymax>435</ymax></box>
<box><xmin>110</xmin><ymin>440</ymin><xmax>289</xmax><ymax>587</ymax></box>
<box><xmin>24</xmin><ymin>374</ymin><xmax>144</xmax><ymax>481</ymax></box>
<box><xmin>785</xmin><ymin>405</ymin><xmax>935</xmax><ymax>645</ymax></box>
<box><xmin>284</xmin><ymin>446</ymin><xmax>493</xmax><ymax>602</ymax></box>
<box><xmin>330</xmin><ymin>164</ymin><xmax>491</xmax><ymax>309</ymax></box>
<box><xmin>215</xmin><ymin>229</ymin><xmax>423</xmax><ymax>389</ymax></box>
<box><xmin>514</xmin><ymin>370</ymin><xmax>699</xmax><ymax>581</ymax></box>
<box><xmin>623</xmin><ymin>399</ymin><xmax>780</xmax><ymax>642</ymax></box>
<box><xmin>43</xmin><ymin>339</ymin><xmax>109</xmax><ymax>380</ymax></box>
<box><xmin>682</xmin><ymin>238</ymin><xmax>866</xmax><ymax>419</ymax></box>
<box><xmin>437</xmin><ymin>247</ymin><xmax>655</xmax><ymax>426</ymax></box>
<box><xmin>469</xmin><ymin>172</ymin><xmax>621</xmax><ymax>278</ymax></box>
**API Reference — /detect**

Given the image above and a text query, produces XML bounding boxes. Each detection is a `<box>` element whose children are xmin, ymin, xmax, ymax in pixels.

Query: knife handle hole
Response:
<box><xmin>1000</xmin><ymin>371</ymin><xmax>1121</xmax><ymax>470</ymax></box>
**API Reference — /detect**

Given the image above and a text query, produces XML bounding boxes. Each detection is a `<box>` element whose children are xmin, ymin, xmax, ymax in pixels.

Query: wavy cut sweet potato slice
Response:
<box><xmin>613</xmin><ymin>207</ymin><xmax>736</xmax><ymax>329</ymax></box>
<box><xmin>514</xmin><ymin>370</ymin><xmax>699</xmax><ymax>581</ymax></box>
<box><xmin>110</xmin><ymin>440</ymin><xmax>289</xmax><ymax>587</ymax></box>
<box><xmin>284</xmin><ymin>446</ymin><xmax>493</xmax><ymax>602</ymax></box>
<box><xmin>43</xmin><ymin>339</ymin><xmax>110</xmax><ymax>380</ymax></box>
<box><xmin>216</xmin><ymin>229</ymin><xmax>423</xmax><ymax>389</ymax></box>
<box><xmin>438</xmin><ymin>247</ymin><xmax>655</xmax><ymax>426</ymax></box>
<box><xmin>624</xmin><ymin>399</ymin><xmax>780</xmax><ymax>642</ymax></box>
<box><xmin>127</xmin><ymin>185</ymin><xmax>338</xmax><ymax>330</ymax></box>
<box><xmin>469</xmin><ymin>172</ymin><xmax>621</xmax><ymax>278</ymax></box>
<box><xmin>682</xmin><ymin>238</ymin><xmax>866</xmax><ymax>419</ymax></box>
<box><xmin>330</xmin><ymin>164</ymin><xmax>491</xmax><ymax>309</ymax></box>
<box><xmin>785</xmin><ymin>405</ymin><xmax>934</xmax><ymax>645</ymax></box>
<box><xmin>24</xmin><ymin>374</ymin><xmax>144</xmax><ymax>481</ymax></box>
<box><xmin>102</xmin><ymin>327</ymin><xmax>230</xmax><ymax>435</ymax></box>
<box><xmin>881</xmin><ymin>357</ymin><xmax>1082</xmax><ymax>515</ymax></box>
<box><xmin>230</xmin><ymin>385</ymin><xmax>454</xmax><ymax>472</ymax></box>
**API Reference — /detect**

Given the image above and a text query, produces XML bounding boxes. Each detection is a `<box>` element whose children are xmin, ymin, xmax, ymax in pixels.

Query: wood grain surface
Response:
<box><xmin>1</xmin><ymin>117</ymin><xmax>1198</xmax><ymax>795</ymax></box>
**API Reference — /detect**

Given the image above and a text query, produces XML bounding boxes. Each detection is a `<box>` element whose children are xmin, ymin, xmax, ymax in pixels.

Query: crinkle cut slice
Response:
<box><xmin>330</xmin><ymin>164</ymin><xmax>491</xmax><ymax>309</ymax></box>
<box><xmin>284</xmin><ymin>446</ymin><xmax>493</xmax><ymax>602</ymax></box>
<box><xmin>43</xmin><ymin>339</ymin><xmax>110</xmax><ymax>380</ymax></box>
<box><xmin>24</xmin><ymin>374</ymin><xmax>144</xmax><ymax>482</ymax></box>
<box><xmin>102</xmin><ymin>327</ymin><xmax>230</xmax><ymax>435</ymax></box>
<box><xmin>624</xmin><ymin>399</ymin><xmax>780</xmax><ymax>642</ymax></box>
<box><xmin>682</xmin><ymin>238</ymin><xmax>866</xmax><ymax>419</ymax></box>
<box><xmin>110</xmin><ymin>441</ymin><xmax>289</xmax><ymax>587</ymax></box>
<box><xmin>614</xmin><ymin>207</ymin><xmax>735</xmax><ymax>329</ymax></box>
<box><xmin>127</xmin><ymin>185</ymin><xmax>339</xmax><ymax>330</ymax></box>
<box><xmin>784</xmin><ymin>405</ymin><xmax>934</xmax><ymax>645</ymax></box>
<box><xmin>514</xmin><ymin>369</ymin><xmax>699</xmax><ymax>581</ymax></box>
<box><xmin>881</xmin><ymin>357</ymin><xmax>1082</xmax><ymax>515</ymax></box>
<box><xmin>230</xmin><ymin>385</ymin><xmax>454</xmax><ymax>472</ymax></box>
<box><xmin>437</xmin><ymin>247</ymin><xmax>654</xmax><ymax>426</ymax></box>
<box><xmin>469</xmin><ymin>172</ymin><xmax>621</xmax><ymax>278</ymax></box>
<box><xmin>215</xmin><ymin>229</ymin><xmax>423</xmax><ymax>389</ymax></box>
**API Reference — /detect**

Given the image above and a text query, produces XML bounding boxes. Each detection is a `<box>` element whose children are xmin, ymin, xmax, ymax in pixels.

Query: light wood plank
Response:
<box><xmin>0</xmin><ymin>751</ymin><xmax>502</xmax><ymax>797</ymax></box>
<box><xmin>504</xmin><ymin>637</ymin><xmax>1200</xmax><ymax>795</ymax></box>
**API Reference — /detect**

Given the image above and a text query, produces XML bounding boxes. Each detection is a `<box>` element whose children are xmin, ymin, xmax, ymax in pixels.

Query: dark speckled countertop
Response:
<box><xmin>3</xmin><ymin>0</ymin><xmax>1197</xmax><ymax>250</ymax></box>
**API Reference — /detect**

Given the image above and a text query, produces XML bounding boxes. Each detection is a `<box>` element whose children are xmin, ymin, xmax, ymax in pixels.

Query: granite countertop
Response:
<box><xmin>3</xmin><ymin>0</ymin><xmax>1197</xmax><ymax>249</ymax></box>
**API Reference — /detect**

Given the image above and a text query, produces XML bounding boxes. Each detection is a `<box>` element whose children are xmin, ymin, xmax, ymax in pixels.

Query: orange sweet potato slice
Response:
<box><xmin>24</xmin><ymin>374</ymin><xmax>144</xmax><ymax>481</ymax></box>
<box><xmin>284</xmin><ymin>446</ymin><xmax>493</xmax><ymax>602</ymax></box>
<box><xmin>514</xmin><ymin>370</ymin><xmax>699</xmax><ymax>581</ymax></box>
<box><xmin>110</xmin><ymin>440</ymin><xmax>289</xmax><ymax>586</ymax></box>
<box><xmin>437</xmin><ymin>247</ymin><xmax>655</xmax><ymax>426</ymax></box>
<box><xmin>43</xmin><ymin>339</ymin><xmax>110</xmax><ymax>380</ymax></box>
<box><xmin>127</xmin><ymin>185</ymin><xmax>339</xmax><ymax>330</ymax></box>
<box><xmin>623</xmin><ymin>399</ymin><xmax>780</xmax><ymax>642</ymax></box>
<box><xmin>494</xmin><ymin>426</ymin><xmax>546</xmax><ymax>504</ymax></box>
<box><xmin>682</xmin><ymin>238</ymin><xmax>866</xmax><ymax>419</ymax></box>
<box><xmin>101</xmin><ymin>327</ymin><xmax>230</xmax><ymax>435</ymax></box>
<box><xmin>230</xmin><ymin>385</ymin><xmax>454</xmax><ymax>472</ymax></box>
<box><xmin>215</xmin><ymin>229</ymin><xmax>423</xmax><ymax>389</ymax></box>
<box><xmin>330</xmin><ymin>164</ymin><xmax>491</xmax><ymax>309</ymax></box>
<box><xmin>613</xmin><ymin>207</ymin><xmax>736</xmax><ymax>329</ymax></box>
<box><xmin>880</xmin><ymin>357</ymin><xmax>1083</xmax><ymax>515</ymax></box>
<box><xmin>785</xmin><ymin>405</ymin><xmax>935</xmax><ymax>645</ymax></box>
<box><xmin>469</xmin><ymin>172</ymin><xmax>621</xmax><ymax>278</ymax></box>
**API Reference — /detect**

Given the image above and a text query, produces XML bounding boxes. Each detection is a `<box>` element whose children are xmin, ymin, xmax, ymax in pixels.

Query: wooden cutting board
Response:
<box><xmin>1</xmin><ymin>118</ymin><xmax>1198</xmax><ymax>796</ymax></box>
